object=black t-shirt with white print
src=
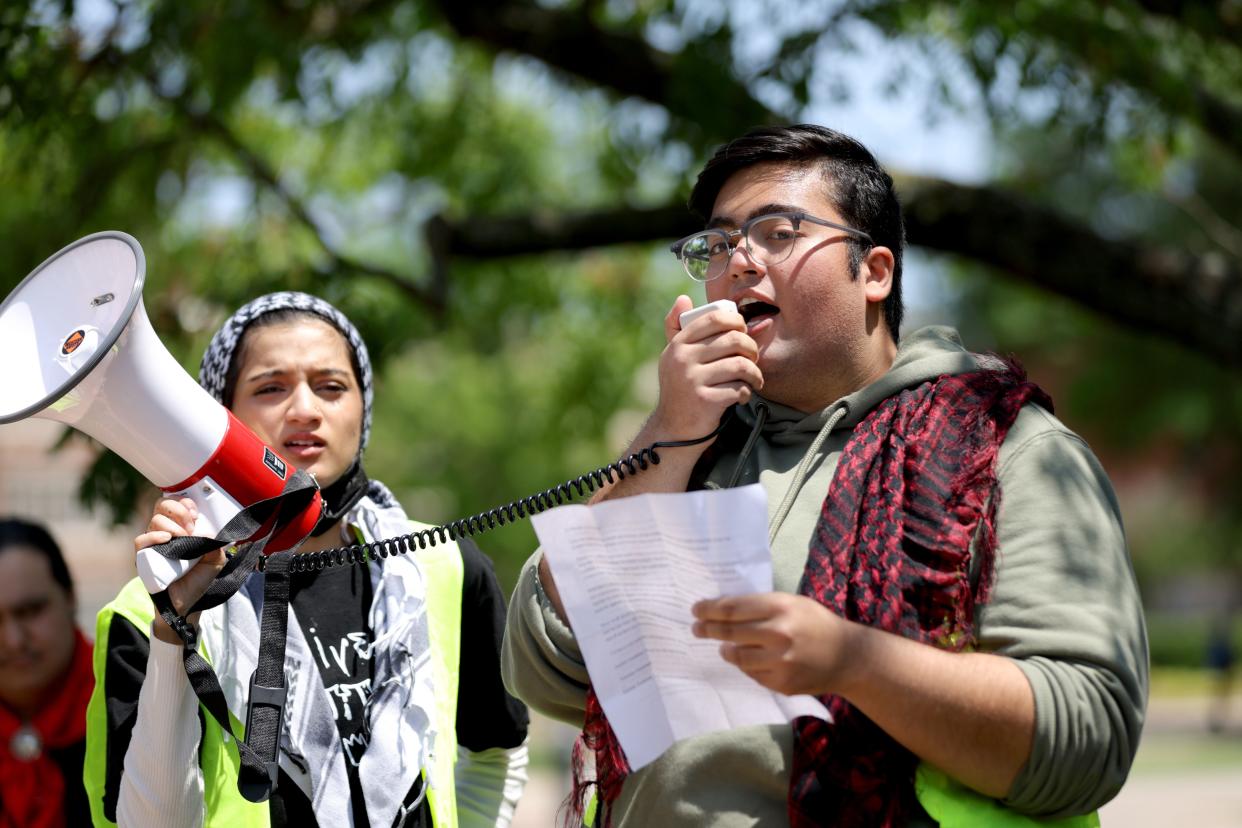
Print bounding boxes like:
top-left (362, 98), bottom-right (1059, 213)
top-left (100, 537), bottom-right (528, 828)
top-left (291, 560), bottom-right (375, 766)
top-left (289, 558), bottom-right (380, 824)
top-left (274, 535), bottom-right (528, 827)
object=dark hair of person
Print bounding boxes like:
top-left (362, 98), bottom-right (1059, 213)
top-left (221, 308), bottom-right (364, 409)
top-left (0, 518), bottom-right (73, 598)
top-left (688, 123), bottom-right (906, 341)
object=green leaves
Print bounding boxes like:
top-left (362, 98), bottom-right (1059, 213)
top-left (4, 0), bottom-right (1242, 591)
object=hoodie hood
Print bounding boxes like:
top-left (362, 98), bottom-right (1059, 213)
top-left (713, 325), bottom-right (1000, 551)
top-left (733, 325), bottom-right (987, 441)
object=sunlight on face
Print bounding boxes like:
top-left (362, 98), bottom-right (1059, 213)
top-left (704, 162), bottom-right (892, 411)
top-left (229, 319), bottom-right (363, 488)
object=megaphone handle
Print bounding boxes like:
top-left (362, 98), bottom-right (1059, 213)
top-left (136, 548), bottom-right (196, 594)
top-left (135, 482), bottom-right (234, 593)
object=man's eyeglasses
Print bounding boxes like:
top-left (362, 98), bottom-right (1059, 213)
top-left (669, 211), bottom-right (874, 282)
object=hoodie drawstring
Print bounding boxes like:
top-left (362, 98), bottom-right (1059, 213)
top-left (724, 402), bottom-right (770, 488)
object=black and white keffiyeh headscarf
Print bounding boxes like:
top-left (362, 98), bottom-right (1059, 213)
top-left (200, 291), bottom-right (374, 446)
top-left (198, 291), bottom-right (398, 519)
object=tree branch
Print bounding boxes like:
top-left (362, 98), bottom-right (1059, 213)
top-left (427, 0), bottom-right (1242, 366)
top-left (428, 0), bottom-right (772, 141)
top-left (1133, 0), bottom-right (1242, 47)
top-left (1057, 32), bottom-right (1242, 159)
top-left (898, 179), bottom-right (1242, 368)
top-left (433, 186), bottom-right (1242, 369)
top-left (155, 87), bottom-right (446, 315)
top-left (444, 0), bottom-right (1242, 174)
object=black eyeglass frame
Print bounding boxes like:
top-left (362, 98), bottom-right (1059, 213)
top-left (668, 211), bottom-right (875, 282)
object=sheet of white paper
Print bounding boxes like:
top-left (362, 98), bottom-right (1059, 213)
top-left (534, 483), bottom-right (830, 770)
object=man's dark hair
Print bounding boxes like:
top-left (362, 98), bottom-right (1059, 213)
top-left (0, 517), bottom-right (73, 598)
top-left (689, 124), bottom-right (906, 341)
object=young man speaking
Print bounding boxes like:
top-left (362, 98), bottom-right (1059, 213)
top-left (503, 124), bottom-right (1146, 827)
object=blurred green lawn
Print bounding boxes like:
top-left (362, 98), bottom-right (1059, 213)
top-left (1132, 667), bottom-right (1242, 773)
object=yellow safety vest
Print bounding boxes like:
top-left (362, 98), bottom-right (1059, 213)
top-left (84, 521), bottom-right (464, 827)
top-left (915, 764), bottom-right (1101, 828)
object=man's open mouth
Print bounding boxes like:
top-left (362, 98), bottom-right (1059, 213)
top-left (738, 299), bottom-right (780, 324)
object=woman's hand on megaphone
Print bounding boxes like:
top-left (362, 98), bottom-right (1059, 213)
top-left (138, 496), bottom-right (228, 646)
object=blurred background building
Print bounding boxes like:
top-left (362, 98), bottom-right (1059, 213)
top-left (0, 419), bottom-right (137, 631)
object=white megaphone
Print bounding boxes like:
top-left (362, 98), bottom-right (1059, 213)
top-left (0, 231), bottom-right (322, 593)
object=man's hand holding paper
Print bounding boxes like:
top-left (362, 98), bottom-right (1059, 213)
top-left (692, 591), bottom-right (858, 697)
top-left (532, 483), bottom-right (830, 770)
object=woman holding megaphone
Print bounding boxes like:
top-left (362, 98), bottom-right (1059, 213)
top-left (84, 293), bottom-right (529, 828)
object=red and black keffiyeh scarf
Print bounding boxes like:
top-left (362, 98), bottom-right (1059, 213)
top-left (788, 363), bottom-right (1049, 826)
top-left (571, 363), bottom-right (1050, 827)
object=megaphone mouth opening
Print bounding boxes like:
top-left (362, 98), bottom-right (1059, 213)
top-left (0, 231), bottom-right (146, 423)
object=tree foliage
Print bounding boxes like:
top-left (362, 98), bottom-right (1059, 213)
top-left (2, 0), bottom-right (1240, 587)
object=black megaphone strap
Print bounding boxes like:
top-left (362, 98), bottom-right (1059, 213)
top-left (146, 469), bottom-right (318, 802)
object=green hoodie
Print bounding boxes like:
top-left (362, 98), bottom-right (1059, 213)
top-left (501, 326), bottom-right (1147, 827)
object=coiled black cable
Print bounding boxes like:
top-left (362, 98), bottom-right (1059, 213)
top-left (287, 413), bottom-right (735, 574)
